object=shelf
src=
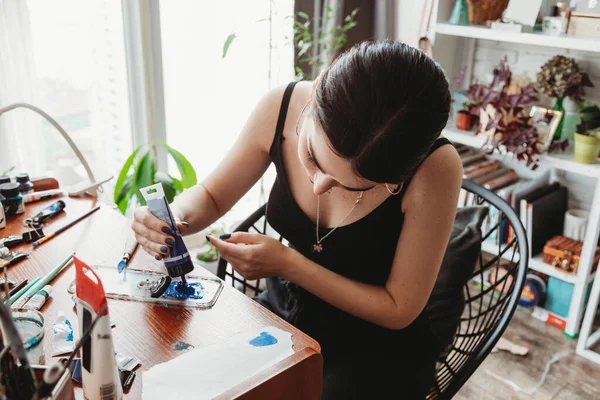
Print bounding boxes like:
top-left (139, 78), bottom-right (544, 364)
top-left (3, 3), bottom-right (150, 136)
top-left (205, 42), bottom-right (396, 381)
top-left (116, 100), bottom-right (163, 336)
top-left (480, 240), bottom-right (596, 285)
top-left (443, 127), bottom-right (600, 178)
top-left (435, 23), bottom-right (600, 53)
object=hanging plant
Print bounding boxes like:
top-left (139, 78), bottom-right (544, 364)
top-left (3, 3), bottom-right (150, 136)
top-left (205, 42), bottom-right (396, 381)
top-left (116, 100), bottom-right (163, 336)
top-left (113, 143), bottom-right (197, 215)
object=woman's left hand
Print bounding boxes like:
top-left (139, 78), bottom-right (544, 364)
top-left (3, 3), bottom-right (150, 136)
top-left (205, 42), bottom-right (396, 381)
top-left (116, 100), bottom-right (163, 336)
top-left (207, 232), bottom-right (291, 280)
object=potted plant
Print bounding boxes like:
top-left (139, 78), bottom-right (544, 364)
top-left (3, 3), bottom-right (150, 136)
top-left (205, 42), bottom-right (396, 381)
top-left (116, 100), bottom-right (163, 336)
top-left (456, 102), bottom-right (474, 130)
top-left (574, 104), bottom-right (600, 164)
top-left (113, 143), bottom-right (197, 215)
top-left (468, 58), bottom-right (554, 168)
top-left (536, 55), bottom-right (594, 140)
top-left (196, 224), bottom-right (225, 274)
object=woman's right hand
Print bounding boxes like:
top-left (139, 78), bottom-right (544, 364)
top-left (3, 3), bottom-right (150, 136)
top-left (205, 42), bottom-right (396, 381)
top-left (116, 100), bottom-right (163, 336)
top-left (132, 206), bottom-right (189, 260)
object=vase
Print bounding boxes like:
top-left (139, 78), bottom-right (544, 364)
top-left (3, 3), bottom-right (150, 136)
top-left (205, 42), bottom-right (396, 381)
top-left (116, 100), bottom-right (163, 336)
top-left (574, 132), bottom-right (599, 164)
top-left (552, 97), bottom-right (566, 140)
top-left (560, 98), bottom-right (581, 142)
top-left (449, 0), bottom-right (469, 25)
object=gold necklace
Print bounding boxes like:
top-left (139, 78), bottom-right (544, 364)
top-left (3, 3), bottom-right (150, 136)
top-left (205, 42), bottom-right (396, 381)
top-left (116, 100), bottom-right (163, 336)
top-left (313, 191), bottom-right (364, 253)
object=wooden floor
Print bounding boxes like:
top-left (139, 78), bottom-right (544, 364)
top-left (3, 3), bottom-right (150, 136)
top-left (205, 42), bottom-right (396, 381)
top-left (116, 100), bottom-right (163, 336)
top-left (455, 309), bottom-right (600, 399)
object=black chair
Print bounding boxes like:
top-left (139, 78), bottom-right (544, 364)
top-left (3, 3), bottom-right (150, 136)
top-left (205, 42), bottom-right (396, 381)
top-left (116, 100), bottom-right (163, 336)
top-left (216, 179), bottom-right (528, 399)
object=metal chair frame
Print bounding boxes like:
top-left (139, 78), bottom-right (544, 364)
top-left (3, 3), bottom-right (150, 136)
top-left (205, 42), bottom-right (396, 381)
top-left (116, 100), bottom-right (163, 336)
top-left (216, 179), bottom-right (528, 399)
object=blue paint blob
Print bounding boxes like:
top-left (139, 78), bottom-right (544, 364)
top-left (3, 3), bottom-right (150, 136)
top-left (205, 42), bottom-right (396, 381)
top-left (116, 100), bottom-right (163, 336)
top-left (164, 281), bottom-right (204, 299)
top-left (249, 332), bottom-right (278, 347)
top-left (172, 341), bottom-right (194, 351)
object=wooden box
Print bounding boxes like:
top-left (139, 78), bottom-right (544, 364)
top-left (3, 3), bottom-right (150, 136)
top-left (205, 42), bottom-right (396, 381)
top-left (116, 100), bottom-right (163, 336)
top-left (542, 235), bottom-right (600, 275)
top-left (567, 12), bottom-right (600, 39)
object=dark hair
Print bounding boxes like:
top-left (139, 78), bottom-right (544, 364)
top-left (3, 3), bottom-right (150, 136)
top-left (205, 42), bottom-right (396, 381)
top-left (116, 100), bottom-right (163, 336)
top-left (314, 40), bottom-right (451, 184)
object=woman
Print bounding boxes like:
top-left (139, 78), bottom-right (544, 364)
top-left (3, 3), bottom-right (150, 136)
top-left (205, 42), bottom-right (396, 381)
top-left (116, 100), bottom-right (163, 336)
top-left (133, 40), bottom-right (462, 399)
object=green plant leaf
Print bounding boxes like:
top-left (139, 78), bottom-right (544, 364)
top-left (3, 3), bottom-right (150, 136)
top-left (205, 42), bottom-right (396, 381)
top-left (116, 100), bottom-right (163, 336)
top-left (116, 175), bottom-right (134, 214)
top-left (162, 143), bottom-right (197, 188)
top-left (133, 151), bottom-right (156, 206)
top-left (222, 33), bottom-right (236, 59)
top-left (170, 175), bottom-right (184, 193)
top-left (113, 147), bottom-right (140, 204)
top-left (2, 166), bottom-right (15, 175)
top-left (155, 171), bottom-right (177, 203)
top-left (297, 11), bottom-right (309, 20)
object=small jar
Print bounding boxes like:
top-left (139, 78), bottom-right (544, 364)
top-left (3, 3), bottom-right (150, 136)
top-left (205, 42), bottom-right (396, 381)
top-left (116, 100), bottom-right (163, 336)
top-left (0, 175), bottom-right (10, 185)
top-left (0, 182), bottom-right (25, 216)
top-left (15, 173), bottom-right (34, 194)
top-left (0, 202), bottom-right (5, 229)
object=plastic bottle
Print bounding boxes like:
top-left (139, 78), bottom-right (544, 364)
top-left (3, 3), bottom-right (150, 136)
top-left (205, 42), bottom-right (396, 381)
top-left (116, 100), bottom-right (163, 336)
top-left (15, 173), bottom-right (34, 194)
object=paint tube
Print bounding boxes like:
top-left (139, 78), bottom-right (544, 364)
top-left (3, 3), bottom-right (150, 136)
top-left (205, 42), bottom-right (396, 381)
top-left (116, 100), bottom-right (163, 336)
top-left (23, 285), bottom-right (52, 311)
top-left (74, 256), bottom-right (122, 400)
top-left (140, 183), bottom-right (194, 278)
top-left (22, 189), bottom-right (64, 204)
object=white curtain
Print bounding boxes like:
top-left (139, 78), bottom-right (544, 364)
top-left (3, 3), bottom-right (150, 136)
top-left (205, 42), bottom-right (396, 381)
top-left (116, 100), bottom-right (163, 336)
top-left (0, 0), bottom-right (44, 175)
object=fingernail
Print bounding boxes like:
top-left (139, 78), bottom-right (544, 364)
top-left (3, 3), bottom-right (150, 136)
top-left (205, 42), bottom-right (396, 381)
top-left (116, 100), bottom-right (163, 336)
top-left (160, 246), bottom-right (168, 253)
top-left (162, 227), bottom-right (174, 235)
top-left (181, 221), bottom-right (190, 227)
top-left (155, 255), bottom-right (161, 260)
top-left (219, 233), bottom-right (231, 240)
top-left (206, 235), bottom-right (211, 243)
top-left (165, 238), bottom-right (175, 246)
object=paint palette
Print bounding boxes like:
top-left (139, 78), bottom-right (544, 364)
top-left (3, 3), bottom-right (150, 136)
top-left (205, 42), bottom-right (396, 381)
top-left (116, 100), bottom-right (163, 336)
top-left (84, 266), bottom-right (224, 309)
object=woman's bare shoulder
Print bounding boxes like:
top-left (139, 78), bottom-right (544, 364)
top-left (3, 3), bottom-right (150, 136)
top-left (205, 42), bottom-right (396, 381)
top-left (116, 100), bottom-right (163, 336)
top-left (250, 81), bottom-right (313, 152)
top-left (403, 141), bottom-right (463, 209)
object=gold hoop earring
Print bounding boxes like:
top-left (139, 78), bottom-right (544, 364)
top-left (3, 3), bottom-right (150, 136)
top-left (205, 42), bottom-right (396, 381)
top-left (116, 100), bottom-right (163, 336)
top-left (385, 183), bottom-right (402, 196)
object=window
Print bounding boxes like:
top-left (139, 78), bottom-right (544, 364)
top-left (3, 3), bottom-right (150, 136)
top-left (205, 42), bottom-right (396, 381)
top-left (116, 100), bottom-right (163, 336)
top-left (24, 0), bottom-right (132, 186)
top-left (159, 0), bottom-right (295, 219)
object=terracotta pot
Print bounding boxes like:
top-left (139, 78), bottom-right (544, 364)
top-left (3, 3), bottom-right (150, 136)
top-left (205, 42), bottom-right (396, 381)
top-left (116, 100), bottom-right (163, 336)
top-left (456, 110), bottom-right (473, 131)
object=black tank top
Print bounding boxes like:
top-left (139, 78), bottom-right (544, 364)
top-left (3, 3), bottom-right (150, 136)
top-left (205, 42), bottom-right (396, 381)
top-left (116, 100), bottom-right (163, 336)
top-left (263, 81), bottom-right (451, 358)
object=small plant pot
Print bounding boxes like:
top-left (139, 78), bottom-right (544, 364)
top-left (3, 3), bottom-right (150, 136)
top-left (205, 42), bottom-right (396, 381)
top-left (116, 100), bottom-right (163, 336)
top-left (574, 132), bottom-right (599, 164)
top-left (456, 110), bottom-right (473, 131)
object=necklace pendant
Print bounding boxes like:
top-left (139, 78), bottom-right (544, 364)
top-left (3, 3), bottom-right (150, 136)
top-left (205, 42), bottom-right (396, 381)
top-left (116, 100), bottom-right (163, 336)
top-left (313, 243), bottom-right (323, 253)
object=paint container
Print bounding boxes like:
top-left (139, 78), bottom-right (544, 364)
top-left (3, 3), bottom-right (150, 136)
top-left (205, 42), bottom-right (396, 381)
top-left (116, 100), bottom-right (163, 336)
top-left (0, 202), bottom-right (5, 229)
top-left (74, 256), bottom-right (123, 400)
top-left (11, 308), bottom-right (45, 365)
top-left (0, 175), bottom-right (10, 185)
top-left (15, 173), bottom-right (34, 194)
top-left (140, 183), bottom-right (194, 278)
top-left (0, 182), bottom-right (25, 216)
top-left (23, 285), bottom-right (52, 311)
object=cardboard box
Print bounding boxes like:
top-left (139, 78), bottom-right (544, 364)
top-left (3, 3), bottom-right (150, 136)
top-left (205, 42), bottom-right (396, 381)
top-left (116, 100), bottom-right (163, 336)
top-left (568, 12), bottom-right (600, 38)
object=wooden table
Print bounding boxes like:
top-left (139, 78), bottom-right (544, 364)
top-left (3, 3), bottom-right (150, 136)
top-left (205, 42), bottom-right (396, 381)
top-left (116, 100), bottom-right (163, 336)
top-left (1, 196), bottom-right (322, 399)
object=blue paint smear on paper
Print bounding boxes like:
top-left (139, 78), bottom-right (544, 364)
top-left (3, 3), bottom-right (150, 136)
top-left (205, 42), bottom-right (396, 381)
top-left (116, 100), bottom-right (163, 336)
top-left (53, 319), bottom-right (74, 342)
top-left (164, 281), bottom-right (204, 299)
top-left (249, 332), bottom-right (278, 347)
top-left (172, 341), bottom-right (194, 351)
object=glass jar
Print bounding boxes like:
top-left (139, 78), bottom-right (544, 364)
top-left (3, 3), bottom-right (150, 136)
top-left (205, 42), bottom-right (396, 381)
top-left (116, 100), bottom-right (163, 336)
top-left (15, 173), bottom-right (34, 194)
top-left (0, 182), bottom-right (25, 216)
top-left (0, 175), bottom-right (10, 185)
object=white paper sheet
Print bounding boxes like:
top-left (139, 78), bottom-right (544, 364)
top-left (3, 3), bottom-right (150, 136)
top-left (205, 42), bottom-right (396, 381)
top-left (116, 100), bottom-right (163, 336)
top-left (143, 326), bottom-right (294, 399)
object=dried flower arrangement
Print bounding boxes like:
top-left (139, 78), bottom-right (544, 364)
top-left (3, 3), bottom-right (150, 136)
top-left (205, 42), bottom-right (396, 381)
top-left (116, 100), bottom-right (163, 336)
top-left (466, 58), bottom-right (555, 168)
top-left (536, 55), bottom-right (594, 102)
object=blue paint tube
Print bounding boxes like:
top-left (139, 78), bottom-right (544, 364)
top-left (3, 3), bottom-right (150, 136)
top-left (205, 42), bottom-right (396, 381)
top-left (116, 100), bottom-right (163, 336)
top-left (140, 183), bottom-right (194, 278)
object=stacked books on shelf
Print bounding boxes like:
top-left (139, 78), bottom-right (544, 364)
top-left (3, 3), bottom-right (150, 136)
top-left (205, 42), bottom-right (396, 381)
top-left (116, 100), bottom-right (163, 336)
top-left (456, 143), bottom-right (571, 331)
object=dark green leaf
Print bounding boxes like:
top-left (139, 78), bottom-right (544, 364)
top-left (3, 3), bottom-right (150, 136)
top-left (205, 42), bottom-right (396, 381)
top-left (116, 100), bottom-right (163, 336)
top-left (115, 174), bottom-right (134, 215)
top-left (222, 33), bottom-right (236, 59)
top-left (162, 143), bottom-right (197, 188)
top-left (113, 147), bottom-right (140, 204)
top-left (133, 151), bottom-right (155, 206)
top-left (155, 172), bottom-right (177, 203)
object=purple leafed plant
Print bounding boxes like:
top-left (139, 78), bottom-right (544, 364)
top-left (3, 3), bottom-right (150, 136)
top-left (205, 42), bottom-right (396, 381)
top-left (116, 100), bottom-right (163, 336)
top-left (464, 58), bottom-right (566, 169)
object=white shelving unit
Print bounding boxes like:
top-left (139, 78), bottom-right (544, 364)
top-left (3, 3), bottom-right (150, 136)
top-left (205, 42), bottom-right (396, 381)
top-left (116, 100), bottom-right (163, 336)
top-left (431, 1), bottom-right (600, 346)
